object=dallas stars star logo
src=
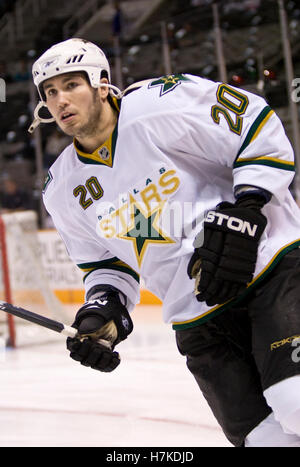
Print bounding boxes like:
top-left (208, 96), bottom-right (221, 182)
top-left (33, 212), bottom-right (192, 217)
top-left (117, 195), bottom-right (174, 267)
top-left (42, 170), bottom-right (53, 194)
top-left (148, 74), bottom-right (192, 96)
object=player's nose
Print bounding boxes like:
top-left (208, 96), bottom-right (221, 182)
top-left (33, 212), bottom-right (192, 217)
top-left (56, 90), bottom-right (71, 109)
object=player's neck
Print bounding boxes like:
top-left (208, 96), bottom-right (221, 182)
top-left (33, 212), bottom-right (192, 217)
top-left (76, 103), bottom-right (118, 154)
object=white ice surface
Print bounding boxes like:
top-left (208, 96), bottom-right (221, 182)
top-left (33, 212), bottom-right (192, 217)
top-left (0, 305), bottom-right (231, 447)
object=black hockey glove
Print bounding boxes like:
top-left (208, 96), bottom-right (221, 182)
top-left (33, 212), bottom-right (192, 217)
top-left (187, 195), bottom-right (267, 306)
top-left (66, 291), bottom-right (133, 372)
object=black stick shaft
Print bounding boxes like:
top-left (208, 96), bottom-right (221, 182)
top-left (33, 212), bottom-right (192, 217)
top-left (0, 301), bottom-right (76, 337)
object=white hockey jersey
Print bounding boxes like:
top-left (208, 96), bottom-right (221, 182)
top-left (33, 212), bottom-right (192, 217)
top-left (43, 74), bottom-right (300, 330)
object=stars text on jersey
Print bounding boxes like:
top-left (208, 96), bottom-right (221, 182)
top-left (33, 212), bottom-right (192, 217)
top-left (96, 167), bottom-right (180, 268)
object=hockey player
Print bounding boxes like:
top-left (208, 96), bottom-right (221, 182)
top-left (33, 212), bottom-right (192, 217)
top-left (30, 38), bottom-right (300, 447)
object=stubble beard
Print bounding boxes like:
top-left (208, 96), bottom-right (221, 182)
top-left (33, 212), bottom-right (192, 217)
top-left (63, 89), bottom-right (102, 139)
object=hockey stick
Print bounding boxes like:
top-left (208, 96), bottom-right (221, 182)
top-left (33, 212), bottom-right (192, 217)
top-left (0, 301), bottom-right (111, 348)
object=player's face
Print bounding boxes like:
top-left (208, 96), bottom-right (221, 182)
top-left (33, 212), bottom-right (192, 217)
top-left (43, 72), bottom-right (104, 138)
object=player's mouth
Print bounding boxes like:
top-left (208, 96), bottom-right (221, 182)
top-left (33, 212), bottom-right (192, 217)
top-left (60, 112), bottom-right (76, 123)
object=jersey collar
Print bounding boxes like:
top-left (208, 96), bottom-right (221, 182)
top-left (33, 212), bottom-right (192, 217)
top-left (74, 97), bottom-right (120, 167)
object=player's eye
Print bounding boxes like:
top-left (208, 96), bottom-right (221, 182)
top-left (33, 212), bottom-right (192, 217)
top-left (66, 81), bottom-right (79, 90)
top-left (45, 88), bottom-right (57, 98)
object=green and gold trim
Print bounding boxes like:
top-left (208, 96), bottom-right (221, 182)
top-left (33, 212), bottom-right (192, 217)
top-left (234, 155), bottom-right (295, 171)
top-left (77, 256), bottom-right (140, 284)
top-left (74, 121), bottom-right (119, 167)
top-left (111, 96), bottom-right (121, 112)
top-left (235, 105), bottom-right (274, 159)
top-left (233, 105), bottom-right (294, 171)
top-left (172, 239), bottom-right (300, 330)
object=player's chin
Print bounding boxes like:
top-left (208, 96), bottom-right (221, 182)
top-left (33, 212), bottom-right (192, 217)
top-left (57, 119), bottom-right (78, 136)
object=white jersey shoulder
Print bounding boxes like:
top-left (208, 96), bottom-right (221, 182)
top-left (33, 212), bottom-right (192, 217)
top-left (120, 74), bottom-right (266, 125)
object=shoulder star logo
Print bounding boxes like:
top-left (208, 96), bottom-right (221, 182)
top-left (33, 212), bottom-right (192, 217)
top-left (148, 73), bottom-right (191, 96)
top-left (117, 194), bottom-right (175, 267)
top-left (42, 170), bottom-right (53, 194)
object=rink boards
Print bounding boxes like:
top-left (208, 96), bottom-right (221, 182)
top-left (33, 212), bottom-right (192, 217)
top-left (0, 228), bottom-right (161, 305)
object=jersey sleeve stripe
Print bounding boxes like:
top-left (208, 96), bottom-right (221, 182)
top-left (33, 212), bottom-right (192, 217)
top-left (77, 257), bottom-right (140, 283)
top-left (235, 105), bottom-right (274, 160)
top-left (233, 156), bottom-right (295, 171)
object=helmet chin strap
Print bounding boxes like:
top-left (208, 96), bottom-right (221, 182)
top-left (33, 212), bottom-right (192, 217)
top-left (28, 83), bottom-right (123, 134)
top-left (101, 82), bottom-right (123, 99)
